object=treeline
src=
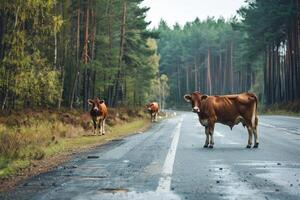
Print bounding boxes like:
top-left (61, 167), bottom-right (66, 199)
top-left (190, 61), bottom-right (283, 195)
top-left (157, 0), bottom-right (300, 107)
top-left (156, 18), bottom-right (261, 107)
top-left (0, 0), bottom-right (167, 110)
top-left (239, 0), bottom-right (300, 105)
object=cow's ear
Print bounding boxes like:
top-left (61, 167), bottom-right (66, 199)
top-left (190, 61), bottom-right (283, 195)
top-left (99, 99), bottom-right (105, 104)
top-left (88, 99), bottom-right (94, 105)
top-left (201, 95), bottom-right (208, 101)
top-left (184, 94), bottom-right (192, 102)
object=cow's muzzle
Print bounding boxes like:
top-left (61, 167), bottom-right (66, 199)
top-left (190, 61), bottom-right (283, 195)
top-left (192, 106), bottom-right (200, 113)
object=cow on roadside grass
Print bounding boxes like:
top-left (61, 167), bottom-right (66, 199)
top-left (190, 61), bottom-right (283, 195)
top-left (88, 98), bottom-right (108, 135)
top-left (146, 102), bottom-right (159, 122)
top-left (184, 91), bottom-right (258, 149)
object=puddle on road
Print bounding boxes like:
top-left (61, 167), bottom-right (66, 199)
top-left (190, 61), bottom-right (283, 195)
top-left (98, 188), bottom-right (129, 193)
top-left (236, 160), bottom-right (300, 167)
top-left (74, 175), bottom-right (107, 180)
top-left (211, 163), bottom-right (265, 200)
top-left (231, 161), bottom-right (300, 198)
top-left (111, 139), bottom-right (124, 142)
top-left (87, 155), bottom-right (100, 159)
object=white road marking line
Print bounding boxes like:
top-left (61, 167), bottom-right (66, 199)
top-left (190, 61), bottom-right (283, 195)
top-left (156, 118), bottom-right (183, 192)
top-left (214, 130), bottom-right (224, 137)
top-left (260, 122), bottom-right (300, 135)
top-left (274, 116), bottom-right (300, 120)
top-left (259, 122), bottom-right (276, 128)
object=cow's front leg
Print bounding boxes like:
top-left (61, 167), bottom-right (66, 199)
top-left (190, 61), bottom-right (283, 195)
top-left (204, 127), bottom-right (209, 148)
top-left (92, 119), bottom-right (97, 135)
top-left (246, 126), bottom-right (253, 148)
top-left (102, 119), bottom-right (106, 135)
top-left (208, 125), bottom-right (215, 148)
top-left (97, 120), bottom-right (101, 135)
top-left (155, 113), bottom-right (158, 122)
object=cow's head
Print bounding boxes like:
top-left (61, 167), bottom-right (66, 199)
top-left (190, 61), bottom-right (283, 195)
top-left (146, 103), bottom-right (154, 112)
top-left (88, 98), bottom-right (105, 113)
top-left (184, 92), bottom-right (208, 113)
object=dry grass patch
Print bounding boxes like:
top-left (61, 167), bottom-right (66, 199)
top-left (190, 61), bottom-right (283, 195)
top-left (0, 108), bottom-right (150, 180)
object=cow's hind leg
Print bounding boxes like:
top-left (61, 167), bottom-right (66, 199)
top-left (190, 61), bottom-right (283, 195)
top-left (246, 126), bottom-right (253, 148)
top-left (253, 118), bottom-right (259, 148)
top-left (204, 127), bottom-right (209, 148)
top-left (253, 128), bottom-right (259, 148)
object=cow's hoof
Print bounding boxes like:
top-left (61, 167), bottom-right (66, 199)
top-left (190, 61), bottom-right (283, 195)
top-left (208, 145), bottom-right (214, 148)
top-left (203, 144), bottom-right (208, 148)
top-left (253, 143), bottom-right (259, 148)
top-left (246, 145), bottom-right (251, 148)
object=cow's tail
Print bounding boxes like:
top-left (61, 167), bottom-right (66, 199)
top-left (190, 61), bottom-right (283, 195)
top-left (250, 93), bottom-right (258, 128)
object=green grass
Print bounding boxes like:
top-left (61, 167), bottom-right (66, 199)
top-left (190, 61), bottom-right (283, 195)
top-left (259, 102), bottom-right (300, 116)
top-left (262, 110), bottom-right (300, 117)
top-left (0, 158), bottom-right (30, 178)
top-left (0, 117), bottom-right (149, 179)
top-left (43, 118), bottom-right (149, 157)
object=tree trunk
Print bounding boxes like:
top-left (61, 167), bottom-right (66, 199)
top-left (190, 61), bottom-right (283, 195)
top-left (194, 57), bottom-right (197, 91)
top-left (207, 48), bottom-right (212, 95)
top-left (177, 64), bottom-right (181, 103)
top-left (70, 0), bottom-right (81, 109)
top-left (83, 0), bottom-right (90, 110)
top-left (106, 0), bottom-right (113, 106)
top-left (113, 0), bottom-right (126, 106)
top-left (186, 67), bottom-right (189, 92)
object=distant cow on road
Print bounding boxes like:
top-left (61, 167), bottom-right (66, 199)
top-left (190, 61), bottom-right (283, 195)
top-left (146, 102), bottom-right (159, 122)
top-left (88, 98), bottom-right (108, 135)
top-left (184, 92), bottom-right (258, 148)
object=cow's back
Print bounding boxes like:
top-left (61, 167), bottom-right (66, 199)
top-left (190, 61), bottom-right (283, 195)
top-left (205, 93), bottom-right (257, 125)
top-left (150, 102), bottom-right (159, 113)
top-left (99, 103), bottom-right (108, 118)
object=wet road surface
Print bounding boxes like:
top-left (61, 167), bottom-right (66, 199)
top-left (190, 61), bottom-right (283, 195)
top-left (1, 112), bottom-right (300, 200)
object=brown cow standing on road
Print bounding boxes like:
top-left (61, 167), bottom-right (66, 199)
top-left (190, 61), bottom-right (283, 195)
top-left (88, 98), bottom-right (108, 135)
top-left (184, 92), bottom-right (258, 148)
top-left (146, 102), bottom-right (159, 122)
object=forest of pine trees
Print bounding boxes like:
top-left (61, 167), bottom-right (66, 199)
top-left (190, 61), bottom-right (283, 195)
top-left (157, 0), bottom-right (300, 108)
top-left (0, 0), bottom-right (164, 110)
top-left (0, 0), bottom-right (299, 110)
top-left (156, 18), bottom-right (261, 107)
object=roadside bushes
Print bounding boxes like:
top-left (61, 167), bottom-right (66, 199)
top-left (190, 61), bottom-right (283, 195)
top-left (0, 107), bottom-right (150, 178)
top-left (260, 101), bottom-right (300, 115)
top-left (0, 108), bottom-right (148, 161)
top-left (0, 121), bottom-right (70, 161)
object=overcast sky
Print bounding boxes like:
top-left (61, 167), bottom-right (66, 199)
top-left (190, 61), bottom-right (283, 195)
top-left (141, 0), bottom-right (247, 28)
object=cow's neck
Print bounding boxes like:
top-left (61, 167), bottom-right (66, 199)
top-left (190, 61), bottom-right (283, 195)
top-left (197, 111), bottom-right (208, 120)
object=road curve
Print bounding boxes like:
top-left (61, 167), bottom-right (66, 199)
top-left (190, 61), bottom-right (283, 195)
top-left (1, 112), bottom-right (300, 200)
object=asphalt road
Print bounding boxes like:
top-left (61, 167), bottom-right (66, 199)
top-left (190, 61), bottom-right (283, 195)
top-left (1, 112), bottom-right (300, 200)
